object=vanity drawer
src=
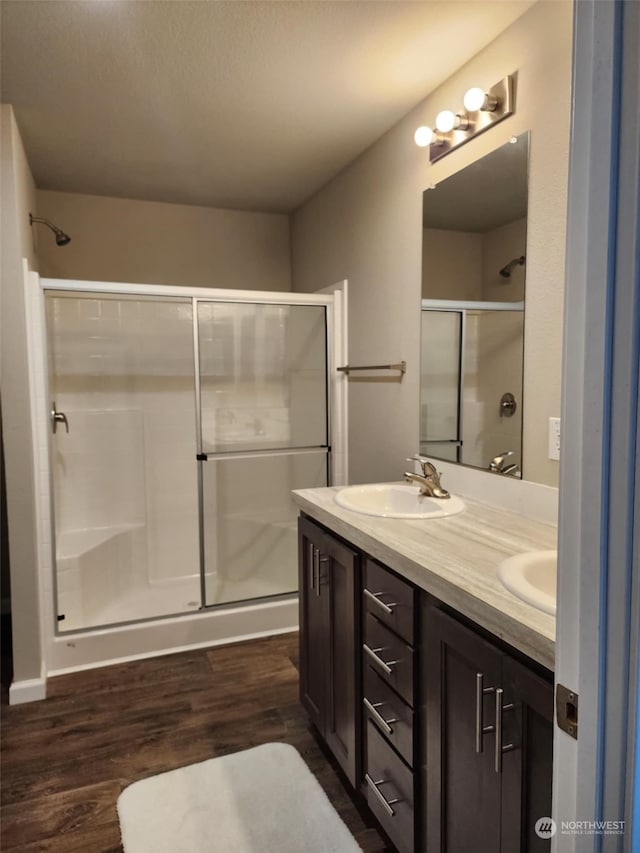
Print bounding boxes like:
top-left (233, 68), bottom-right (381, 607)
top-left (364, 558), bottom-right (415, 645)
top-left (364, 720), bottom-right (414, 853)
top-left (364, 665), bottom-right (414, 767)
top-left (364, 612), bottom-right (414, 707)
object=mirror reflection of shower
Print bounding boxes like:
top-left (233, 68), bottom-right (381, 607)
top-left (499, 255), bottom-right (526, 278)
top-left (419, 132), bottom-right (529, 476)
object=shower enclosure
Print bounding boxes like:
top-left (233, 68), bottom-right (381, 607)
top-left (420, 299), bottom-right (524, 471)
top-left (42, 283), bottom-right (337, 635)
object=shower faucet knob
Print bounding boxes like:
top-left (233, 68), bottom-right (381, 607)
top-left (51, 402), bottom-right (69, 434)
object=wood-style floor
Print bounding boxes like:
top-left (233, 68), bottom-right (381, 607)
top-left (1, 632), bottom-right (391, 852)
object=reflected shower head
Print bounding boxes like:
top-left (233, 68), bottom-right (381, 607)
top-left (29, 213), bottom-right (71, 247)
top-left (499, 255), bottom-right (525, 278)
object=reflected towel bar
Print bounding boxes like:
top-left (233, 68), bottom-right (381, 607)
top-left (337, 361), bottom-right (406, 375)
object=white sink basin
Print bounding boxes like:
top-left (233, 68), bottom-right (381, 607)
top-left (334, 483), bottom-right (465, 519)
top-left (498, 550), bottom-right (557, 615)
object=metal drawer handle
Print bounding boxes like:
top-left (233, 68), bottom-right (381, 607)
top-left (364, 773), bottom-right (400, 817)
top-left (475, 673), bottom-right (496, 753)
top-left (363, 643), bottom-right (397, 676)
top-left (363, 588), bottom-right (397, 615)
top-left (495, 687), bottom-right (515, 773)
top-left (363, 697), bottom-right (398, 736)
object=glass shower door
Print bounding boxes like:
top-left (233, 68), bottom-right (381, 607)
top-left (46, 292), bottom-right (199, 631)
top-left (197, 301), bottom-right (328, 607)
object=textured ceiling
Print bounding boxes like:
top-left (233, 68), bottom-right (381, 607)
top-left (1, 0), bottom-right (534, 213)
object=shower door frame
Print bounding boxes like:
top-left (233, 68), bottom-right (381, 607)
top-left (31, 277), bottom-right (347, 659)
top-left (192, 295), bottom-right (335, 610)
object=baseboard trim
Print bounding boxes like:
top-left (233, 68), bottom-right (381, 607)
top-left (9, 677), bottom-right (47, 705)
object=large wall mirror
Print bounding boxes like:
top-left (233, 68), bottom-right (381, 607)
top-left (420, 132), bottom-right (529, 476)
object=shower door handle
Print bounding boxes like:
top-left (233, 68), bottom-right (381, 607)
top-left (51, 403), bottom-right (69, 434)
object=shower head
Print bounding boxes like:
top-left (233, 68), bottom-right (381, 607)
top-left (499, 255), bottom-right (526, 278)
top-left (29, 213), bottom-right (71, 247)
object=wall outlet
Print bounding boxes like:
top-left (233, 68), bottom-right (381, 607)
top-left (548, 417), bottom-right (561, 461)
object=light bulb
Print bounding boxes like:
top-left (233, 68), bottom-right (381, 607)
top-left (414, 126), bottom-right (434, 147)
top-left (463, 87), bottom-right (486, 112)
top-left (435, 110), bottom-right (456, 133)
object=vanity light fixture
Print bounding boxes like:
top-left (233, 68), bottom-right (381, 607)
top-left (414, 126), bottom-right (434, 147)
top-left (414, 126), bottom-right (449, 149)
top-left (435, 110), bottom-right (470, 133)
top-left (414, 74), bottom-right (514, 164)
top-left (463, 87), bottom-right (499, 113)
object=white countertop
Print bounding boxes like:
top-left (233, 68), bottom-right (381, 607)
top-left (293, 485), bottom-right (557, 671)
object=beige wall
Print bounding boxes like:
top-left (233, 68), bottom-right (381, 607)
top-left (292, 0), bottom-right (571, 487)
top-left (483, 217), bottom-right (527, 301)
top-left (422, 229), bottom-right (482, 300)
top-left (36, 191), bottom-right (292, 291)
top-left (0, 105), bottom-right (42, 683)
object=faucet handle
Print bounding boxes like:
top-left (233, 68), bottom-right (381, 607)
top-left (489, 451), bottom-right (514, 472)
top-left (405, 460), bottom-right (440, 478)
top-left (406, 455), bottom-right (432, 476)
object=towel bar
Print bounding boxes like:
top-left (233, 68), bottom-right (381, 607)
top-left (337, 361), bottom-right (406, 375)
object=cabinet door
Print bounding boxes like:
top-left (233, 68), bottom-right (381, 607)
top-left (298, 516), bottom-right (328, 734)
top-left (500, 656), bottom-right (554, 853)
top-left (324, 531), bottom-right (361, 787)
top-left (424, 605), bottom-right (503, 853)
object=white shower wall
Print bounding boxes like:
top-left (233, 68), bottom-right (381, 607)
top-left (462, 310), bottom-right (524, 469)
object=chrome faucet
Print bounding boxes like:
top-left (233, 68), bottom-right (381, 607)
top-left (489, 451), bottom-right (521, 477)
top-left (405, 456), bottom-right (450, 499)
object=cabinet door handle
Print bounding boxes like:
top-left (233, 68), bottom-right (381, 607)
top-left (475, 673), bottom-right (496, 753)
top-left (363, 697), bottom-right (398, 735)
top-left (364, 773), bottom-right (400, 817)
top-left (309, 543), bottom-right (317, 594)
top-left (313, 547), bottom-right (321, 597)
top-left (318, 553), bottom-right (329, 591)
top-left (363, 588), bottom-right (397, 615)
top-left (494, 687), bottom-right (515, 773)
top-left (363, 643), bottom-right (397, 675)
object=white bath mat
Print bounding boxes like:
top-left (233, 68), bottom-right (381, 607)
top-left (117, 742), bottom-right (362, 853)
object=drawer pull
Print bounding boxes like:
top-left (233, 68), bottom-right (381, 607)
top-left (475, 672), bottom-right (496, 753)
top-left (363, 697), bottom-right (398, 735)
top-left (365, 773), bottom-right (400, 817)
top-left (364, 588), bottom-right (397, 615)
top-left (363, 643), bottom-right (397, 675)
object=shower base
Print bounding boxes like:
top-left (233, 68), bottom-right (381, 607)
top-left (49, 524), bottom-right (298, 679)
top-left (56, 525), bottom-right (296, 632)
top-left (48, 591), bottom-right (298, 676)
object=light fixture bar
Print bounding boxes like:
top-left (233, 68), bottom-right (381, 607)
top-left (427, 75), bottom-right (514, 164)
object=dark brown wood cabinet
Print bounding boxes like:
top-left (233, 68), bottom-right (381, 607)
top-left (362, 559), bottom-right (418, 853)
top-left (298, 514), bottom-right (554, 853)
top-left (423, 603), bottom-right (553, 853)
top-left (298, 514), bottom-right (361, 786)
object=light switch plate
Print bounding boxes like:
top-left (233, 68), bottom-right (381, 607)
top-left (548, 417), bottom-right (561, 461)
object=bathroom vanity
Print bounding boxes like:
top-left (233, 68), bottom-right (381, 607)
top-left (294, 485), bottom-right (556, 853)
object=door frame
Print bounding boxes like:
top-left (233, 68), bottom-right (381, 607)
top-left (553, 1), bottom-right (639, 849)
